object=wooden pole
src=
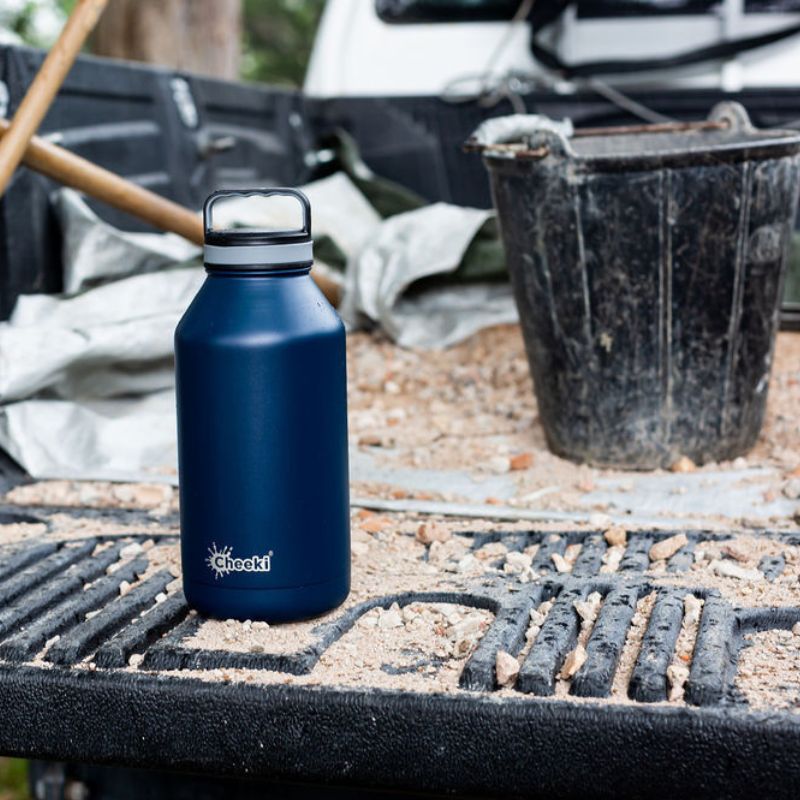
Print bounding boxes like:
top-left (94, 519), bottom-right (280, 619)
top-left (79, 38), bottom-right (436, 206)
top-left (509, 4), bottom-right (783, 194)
top-left (0, 120), bottom-right (342, 305)
top-left (0, 0), bottom-right (108, 196)
top-left (0, 118), bottom-right (204, 244)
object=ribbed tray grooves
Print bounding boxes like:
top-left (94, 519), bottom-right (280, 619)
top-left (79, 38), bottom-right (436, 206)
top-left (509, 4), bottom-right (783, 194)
top-left (629, 591), bottom-right (685, 702)
top-left (0, 555), bottom-right (148, 662)
top-left (530, 535), bottom-right (568, 575)
top-left (95, 592), bottom-right (190, 669)
top-left (571, 586), bottom-right (640, 698)
top-left (570, 535), bottom-right (607, 577)
top-left (46, 571), bottom-right (175, 665)
top-left (460, 586), bottom-right (542, 691)
top-left (685, 595), bottom-right (736, 706)
top-left (0, 539), bottom-right (98, 606)
top-left (516, 587), bottom-right (585, 696)
top-left (0, 526), bottom-right (793, 715)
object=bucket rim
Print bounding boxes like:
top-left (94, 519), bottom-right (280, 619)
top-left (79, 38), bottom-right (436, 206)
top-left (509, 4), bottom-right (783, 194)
top-left (473, 102), bottom-right (800, 170)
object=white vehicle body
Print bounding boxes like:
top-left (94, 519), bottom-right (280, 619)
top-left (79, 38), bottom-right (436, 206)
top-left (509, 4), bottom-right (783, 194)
top-left (305, 0), bottom-right (800, 97)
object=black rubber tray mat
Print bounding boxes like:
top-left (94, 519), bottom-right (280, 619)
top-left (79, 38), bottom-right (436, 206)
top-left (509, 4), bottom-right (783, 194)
top-left (1, 501), bottom-right (799, 799)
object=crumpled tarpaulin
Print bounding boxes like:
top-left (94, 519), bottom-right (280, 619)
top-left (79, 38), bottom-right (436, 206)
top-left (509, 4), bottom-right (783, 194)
top-left (340, 202), bottom-right (517, 348)
top-left (0, 173), bottom-right (516, 480)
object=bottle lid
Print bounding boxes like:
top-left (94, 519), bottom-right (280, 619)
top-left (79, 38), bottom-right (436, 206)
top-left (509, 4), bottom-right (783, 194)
top-left (203, 188), bottom-right (313, 269)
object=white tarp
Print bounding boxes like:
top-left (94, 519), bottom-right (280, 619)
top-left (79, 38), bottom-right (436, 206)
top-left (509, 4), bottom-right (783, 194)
top-left (340, 202), bottom-right (517, 348)
top-left (0, 176), bottom-right (517, 480)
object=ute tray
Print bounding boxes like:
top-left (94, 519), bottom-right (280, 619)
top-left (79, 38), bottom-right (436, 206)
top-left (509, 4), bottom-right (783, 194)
top-left (0, 493), bottom-right (799, 798)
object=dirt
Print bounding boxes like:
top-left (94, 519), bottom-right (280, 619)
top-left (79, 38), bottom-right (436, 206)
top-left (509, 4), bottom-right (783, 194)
top-left (5, 481), bottom-right (176, 513)
top-left (736, 628), bottom-right (800, 711)
top-left (346, 327), bottom-right (800, 520)
top-left (654, 534), bottom-right (800, 607)
top-left (4, 496), bottom-right (800, 713)
top-left (5, 328), bottom-right (798, 527)
top-left (0, 327), bottom-right (798, 710)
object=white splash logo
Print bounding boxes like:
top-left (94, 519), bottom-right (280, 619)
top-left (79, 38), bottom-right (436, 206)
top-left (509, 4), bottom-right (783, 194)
top-left (206, 542), bottom-right (273, 579)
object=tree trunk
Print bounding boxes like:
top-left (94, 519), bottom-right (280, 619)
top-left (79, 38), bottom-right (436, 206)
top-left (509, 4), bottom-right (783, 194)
top-left (92, 0), bottom-right (241, 80)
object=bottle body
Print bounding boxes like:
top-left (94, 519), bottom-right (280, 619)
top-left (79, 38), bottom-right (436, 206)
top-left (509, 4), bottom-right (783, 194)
top-left (175, 268), bottom-right (350, 622)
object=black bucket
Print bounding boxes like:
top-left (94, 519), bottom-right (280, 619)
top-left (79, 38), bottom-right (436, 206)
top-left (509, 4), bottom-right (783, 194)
top-left (476, 103), bottom-right (800, 469)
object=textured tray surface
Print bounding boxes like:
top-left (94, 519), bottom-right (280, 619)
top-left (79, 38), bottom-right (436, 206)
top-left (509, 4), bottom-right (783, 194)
top-left (1, 499), bottom-right (800, 797)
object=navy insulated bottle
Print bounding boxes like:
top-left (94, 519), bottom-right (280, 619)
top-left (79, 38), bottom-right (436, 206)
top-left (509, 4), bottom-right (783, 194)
top-left (175, 188), bottom-right (350, 622)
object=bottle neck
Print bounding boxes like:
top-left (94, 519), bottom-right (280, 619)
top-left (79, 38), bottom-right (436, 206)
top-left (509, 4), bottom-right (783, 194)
top-left (204, 264), bottom-right (312, 278)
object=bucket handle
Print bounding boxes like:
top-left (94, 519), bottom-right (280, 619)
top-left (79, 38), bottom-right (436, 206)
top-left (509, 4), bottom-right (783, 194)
top-left (203, 188), bottom-right (312, 239)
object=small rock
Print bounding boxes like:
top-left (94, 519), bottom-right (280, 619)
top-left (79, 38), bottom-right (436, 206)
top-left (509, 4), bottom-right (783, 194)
top-left (252, 621), bottom-right (269, 630)
top-left (600, 545), bottom-right (624, 572)
top-left (249, 644), bottom-right (265, 654)
top-left (428, 538), bottom-right (467, 564)
top-left (529, 605), bottom-right (550, 628)
top-left (551, 552), bottom-right (571, 573)
top-left (649, 533), bottom-right (688, 562)
top-left (128, 653), bottom-right (144, 668)
top-left (503, 551), bottom-right (533, 575)
top-left (671, 456), bottom-right (696, 473)
top-left (155, 592), bottom-right (167, 604)
top-left (710, 559), bottom-right (761, 581)
top-left (509, 452), bottom-right (534, 471)
top-left (684, 594), bottom-right (703, 626)
top-left (495, 650), bottom-right (520, 688)
top-left (378, 603), bottom-right (403, 629)
top-left (666, 663), bottom-right (690, 701)
top-left (449, 613), bottom-right (484, 641)
top-left (792, 622), bottom-right (800, 636)
top-left (416, 521), bottom-right (450, 545)
top-left (588, 512), bottom-right (612, 529)
top-left (526, 625), bottom-right (541, 642)
top-left (732, 456), bottom-right (748, 469)
top-left (721, 542), bottom-right (750, 563)
top-left (360, 516), bottom-right (391, 534)
top-left (488, 456), bottom-right (511, 474)
top-left (475, 542), bottom-right (508, 560)
top-left (358, 433), bottom-right (383, 447)
top-left (783, 478), bottom-right (800, 500)
top-left (559, 644), bottom-right (587, 679)
top-left (119, 542), bottom-right (143, 560)
top-left (574, 592), bottom-right (602, 624)
top-left (603, 525), bottom-right (627, 547)
top-left (87, 661), bottom-right (97, 672)
top-left (383, 380), bottom-right (401, 395)
top-left (456, 554), bottom-right (482, 574)
top-left (242, 619), bottom-right (252, 631)
top-left (118, 580), bottom-right (132, 597)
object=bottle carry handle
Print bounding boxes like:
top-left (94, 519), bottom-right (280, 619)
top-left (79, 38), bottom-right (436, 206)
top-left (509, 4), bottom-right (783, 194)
top-left (203, 188), bottom-right (312, 239)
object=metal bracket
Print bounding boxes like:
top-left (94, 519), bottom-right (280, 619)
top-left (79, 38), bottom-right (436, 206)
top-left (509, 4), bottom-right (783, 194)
top-left (170, 77), bottom-right (199, 129)
top-left (0, 80), bottom-right (9, 119)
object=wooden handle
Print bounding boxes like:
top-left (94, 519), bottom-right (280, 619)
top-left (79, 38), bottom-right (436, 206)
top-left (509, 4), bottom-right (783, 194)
top-left (0, 120), bottom-right (342, 305)
top-left (0, 0), bottom-right (108, 196)
top-left (0, 118), bottom-right (204, 244)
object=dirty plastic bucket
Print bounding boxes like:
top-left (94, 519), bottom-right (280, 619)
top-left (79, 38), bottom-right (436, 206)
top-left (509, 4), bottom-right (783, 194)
top-left (477, 103), bottom-right (800, 468)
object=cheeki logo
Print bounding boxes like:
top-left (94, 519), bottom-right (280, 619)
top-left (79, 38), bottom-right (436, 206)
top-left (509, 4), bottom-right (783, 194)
top-left (206, 542), bottom-right (273, 579)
